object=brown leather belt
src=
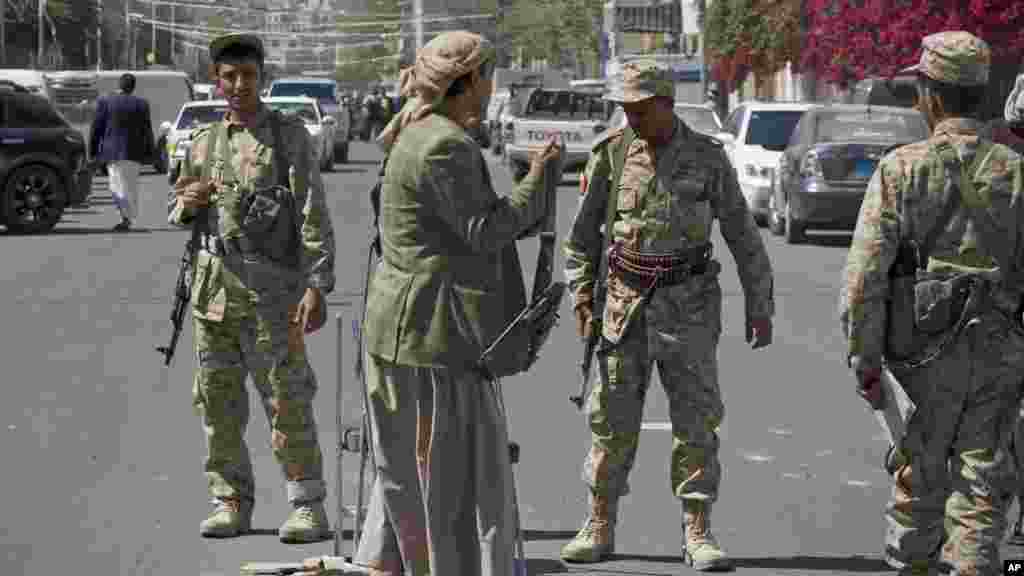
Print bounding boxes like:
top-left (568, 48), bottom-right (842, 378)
top-left (607, 242), bottom-right (711, 290)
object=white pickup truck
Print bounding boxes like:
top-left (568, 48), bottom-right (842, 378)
top-left (503, 88), bottom-right (615, 182)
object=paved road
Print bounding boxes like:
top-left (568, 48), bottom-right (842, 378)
top-left (1, 140), bottom-right (1022, 576)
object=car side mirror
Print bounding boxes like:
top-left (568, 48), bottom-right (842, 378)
top-left (715, 132), bottom-right (735, 145)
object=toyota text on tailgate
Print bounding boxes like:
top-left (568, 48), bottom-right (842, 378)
top-left (504, 89), bottom-right (613, 182)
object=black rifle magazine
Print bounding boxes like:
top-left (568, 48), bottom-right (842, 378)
top-left (478, 281), bottom-right (567, 379)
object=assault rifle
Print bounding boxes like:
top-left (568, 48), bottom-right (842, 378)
top-left (156, 210), bottom-right (205, 366)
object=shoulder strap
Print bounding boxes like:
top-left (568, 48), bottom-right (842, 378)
top-left (200, 126), bottom-right (219, 185)
top-left (217, 122), bottom-right (235, 185)
top-left (268, 111), bottom-right (291, 189)
top-left (920, 140), bottom-right (998, 268)
top-left (603, 127), bottom-right (634, 254)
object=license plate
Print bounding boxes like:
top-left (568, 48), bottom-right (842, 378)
top-left (854, 158), bottom-right (876, 178)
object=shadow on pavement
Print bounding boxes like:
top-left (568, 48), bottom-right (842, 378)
top-left (343, 159), bottom-right (382, 166)
top-left (44, 226), bottom-right (155, 236)
top-left (524, 529), bottom-right (581, 541)
top-left (526, 559), bottom-right (568, 574)
top-left (803, 233), bottom-right (854, 248)
top-left (331, 167), bottom-right (374, 175)
top-left (732, 555), bottom-right (890, 571)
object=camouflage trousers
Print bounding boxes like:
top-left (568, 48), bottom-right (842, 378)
top-left (584, 306), bottom-right (723, 502)
top-left (353, 353), bottom-right (517, 576)
top-left (885, 312), bottom-right (1024, 575)
top-left (192, 308), bottom-right (326, 505)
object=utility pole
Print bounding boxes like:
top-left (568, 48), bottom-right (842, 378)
top-left (170, 3), bottom-right (175, 67)
top-left (37, 0), bottom-right (45, 68)
top-left (151, 0), bottom-right (156, 63)
top-left (1, 0), bottom-right (6, 67)
top-left (413, 0), bottom-right (423, 53)
top-left (96, 0), bottom-right (103, 70)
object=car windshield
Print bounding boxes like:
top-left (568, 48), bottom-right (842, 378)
top-left (176, 105), bottom-right (227, 130)
top-left (745, 110), bottom-right (806, 151)
top-left (270, 83), bottom-right (335, 102)
top-left (675, 107), bottom-right (719, 135)
top-left (814, 111), bottom-right (927, 142)
top-left (524, 90), bottom-right (612, 120)
top-left (266, 101), bottom-right (319, 124)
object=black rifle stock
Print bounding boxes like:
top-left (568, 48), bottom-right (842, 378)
top-left (157, 210), bottom-right (205, 366)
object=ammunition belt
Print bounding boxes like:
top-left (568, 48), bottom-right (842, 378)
top-left (607, 242), bottom-right (711, 290)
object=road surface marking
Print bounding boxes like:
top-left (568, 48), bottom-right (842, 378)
top-left (641, 421), bottom-right (672, 431)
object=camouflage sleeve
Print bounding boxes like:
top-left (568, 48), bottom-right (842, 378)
top-left (422, 136), bottom-right (546, 253)
top-left (710, 147), bottom-right (774, 318)
top-left (839, 160), bottom-right (901, 368)
top-left (166, 128), bottom-right (209, 227)
top-left (287, 121), bottom-right (336, 294)
top-left (563, 146), bottom-right (610, 309)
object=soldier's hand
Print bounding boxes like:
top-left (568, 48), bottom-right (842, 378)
top-left (296, 286), bottom-right (327, 334)
top-left (575, 302), bottom-right (594, 341)
top-left (529, 137), bottom-right (563, 174)
top-left (176, 177), bottom-right (213, 209)
top-left (745, 315), bottom-right (772, 349)
top-left (855, 364), bottom-right (884, 410)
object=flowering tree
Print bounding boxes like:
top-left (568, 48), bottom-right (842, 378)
top-left (705, 0), bottom-right (801, 91)
top-left (802, 0), bottom-right (1024, 88)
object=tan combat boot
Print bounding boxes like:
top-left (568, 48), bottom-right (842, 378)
top-left (279, 499), bottom-right (331, 543)
top-left (560, 492), bottom-right (617, 563)
top-left (200, 497), bottom-right (253, 538)
top-left (682, 500), bottom-right (732, 571)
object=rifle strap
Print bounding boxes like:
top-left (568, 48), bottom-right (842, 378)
top-left (594, 127), bottom-right (635, 289)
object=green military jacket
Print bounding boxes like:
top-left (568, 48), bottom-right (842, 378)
top-left (564, 118), bottom-right (774, 343)
top-left (364, 112), bottom-right (549, 369)
top-left (841, 117), bottom-right (1024, 367)
top-left (167, 105), bottom-right (336, 320)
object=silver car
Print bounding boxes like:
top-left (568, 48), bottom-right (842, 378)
top-left (164, 99), bottom-right (229, 184)
top-left (264, 96), bottom-right (337, 173)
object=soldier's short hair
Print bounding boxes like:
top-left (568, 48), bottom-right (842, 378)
top-left (916, 73), bottom-right (985, 118)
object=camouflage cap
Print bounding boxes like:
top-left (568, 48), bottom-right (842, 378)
top-left (604, 60), bottom-right (674, 103)
top-left (901, 30), bottom-right (990, 86)
top-left (209, 33), bottom-right (265, 63)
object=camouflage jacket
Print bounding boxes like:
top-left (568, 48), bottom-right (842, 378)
top-left (564, 118), bottom-right (774, 343)
top-left (167, 105), bottom-right (336, 320)
top-left (840, 118), bottom-right (1024, 368)
top-left (363, 113), bottom-right (548, 369)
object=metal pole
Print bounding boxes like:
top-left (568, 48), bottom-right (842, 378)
top-left (125, 7), bottom-right (130, 69)
top-left (151, 0), bottom-right (155, 63)
top-left (1, 0), bottom-right (6, 67)
top-left (96, 0), bottom-right (102, 70)
top-left (170, 3), bottom-right (175, 67)
top-left (37, 0), bottom-right (44, 68)
top-left (334, 312), bottom-right (344, 558)
top-left (413, 0), bottom-right (423, 53)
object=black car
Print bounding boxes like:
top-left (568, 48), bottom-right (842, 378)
top-left (771, 104), bottom-right (928, 243)
top-left (0, 90), bottom-right (92, 233)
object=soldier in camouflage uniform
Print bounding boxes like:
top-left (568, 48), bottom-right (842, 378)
top-left (169, 33), bottom-right (336, 544)
top-left (562, 60), bottom-right (774, 571)
top-left (1004, 72), bottom-right (1024, 546)
top-left (841, 31), bottom-right (1024, 575)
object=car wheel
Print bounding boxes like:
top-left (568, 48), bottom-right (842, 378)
top-left (321, 143), bottom-right (334, 173)
top-left (154, 137), bottom-right (168, 174)
top-left (334, 141), bottom-right (349, 164)
top-left (5, 164), bottom-right (65, 234)
top-left (769, 194), bottom-right (784, 236)
top-left (784, 200), bottom-right (805, 244)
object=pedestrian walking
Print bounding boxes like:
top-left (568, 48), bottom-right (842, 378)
top-left (841, 31), bottom-right (1024, 575)
top-left (168, 33), bottom-right (336, 544)
top-left (299, 30), bottom-right (561, 576)
top-left (89, 72), bottom-right (155, 231)
top-left (560, 60), bottom-right (775, 571)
